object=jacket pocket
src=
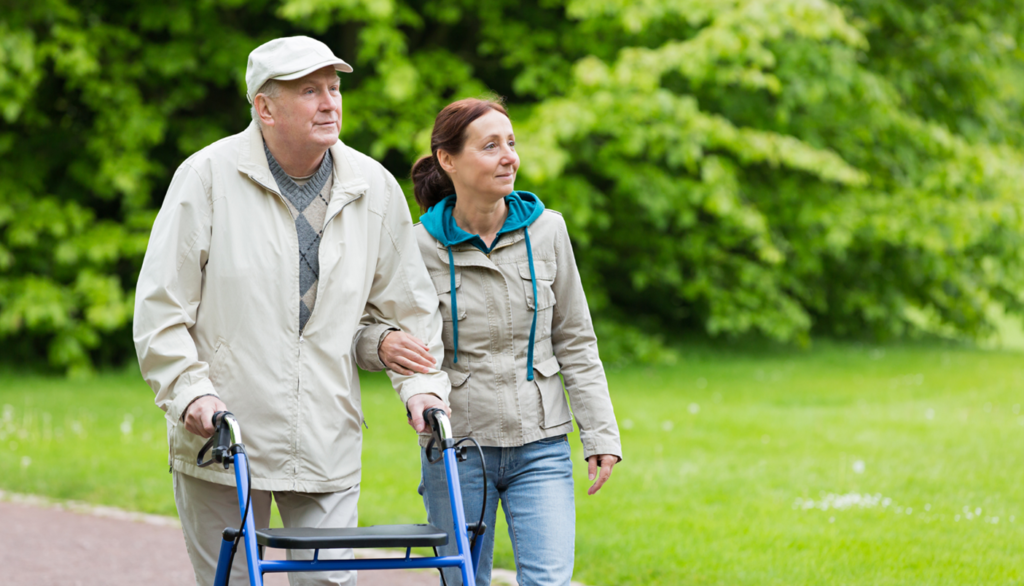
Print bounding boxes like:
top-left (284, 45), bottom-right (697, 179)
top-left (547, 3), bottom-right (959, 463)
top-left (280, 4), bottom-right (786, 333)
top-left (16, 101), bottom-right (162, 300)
top-left (533, 355), bottom-right (571, 429)
top-left (517, 261), bottom-right (557, 311)
top-left (431, 271), bottom-right (467, 321)
top-left (432, 271), bottom-right (466, 351)
top-left (209, 338), bottom-right (230, 386)
top-left (445, 368), bottom-right (472, 435)
top-left (518, 261), bottom-right (556, 340)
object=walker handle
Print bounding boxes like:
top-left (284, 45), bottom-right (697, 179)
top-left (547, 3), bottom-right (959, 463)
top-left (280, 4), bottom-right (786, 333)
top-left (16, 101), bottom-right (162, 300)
top-left (197, 411), bottom-right (240, 469)
top-left (211, 411), bottom-right (234, 464)
top-left (424, 407), bottom-right (453, 448)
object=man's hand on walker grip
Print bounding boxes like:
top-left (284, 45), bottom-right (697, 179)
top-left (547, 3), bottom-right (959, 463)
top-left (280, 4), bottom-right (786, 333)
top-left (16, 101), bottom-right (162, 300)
top-left (184, 395), bottom-right (228, 438)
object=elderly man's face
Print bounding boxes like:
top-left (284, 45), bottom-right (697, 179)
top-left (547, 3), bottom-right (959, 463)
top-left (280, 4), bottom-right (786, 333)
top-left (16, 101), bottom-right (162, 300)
top-left (268, 66), bottom-right (342, 149)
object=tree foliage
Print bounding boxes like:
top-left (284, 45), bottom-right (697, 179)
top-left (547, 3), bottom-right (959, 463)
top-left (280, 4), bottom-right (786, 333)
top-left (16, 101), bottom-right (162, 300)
top-left (2, 0), bottom-right (1023, 372)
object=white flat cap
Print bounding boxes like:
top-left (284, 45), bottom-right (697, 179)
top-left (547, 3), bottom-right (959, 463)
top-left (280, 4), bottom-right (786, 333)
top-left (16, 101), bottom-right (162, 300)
top-left (245, 36), bottom-right (353, 103)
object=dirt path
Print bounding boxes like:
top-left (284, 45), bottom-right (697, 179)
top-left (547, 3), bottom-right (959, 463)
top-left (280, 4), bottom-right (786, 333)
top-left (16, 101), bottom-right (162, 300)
top-left (0, 495), bottom-right (441, 586)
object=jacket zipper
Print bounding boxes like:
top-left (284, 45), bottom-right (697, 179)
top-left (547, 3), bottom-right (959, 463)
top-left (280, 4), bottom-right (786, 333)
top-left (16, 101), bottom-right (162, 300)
top-left (249, 173), bottom-right (366, 473)
top-left (252, 173), bottom-right (304, 481)
top-left (296, 333), bottom-right (303, 479)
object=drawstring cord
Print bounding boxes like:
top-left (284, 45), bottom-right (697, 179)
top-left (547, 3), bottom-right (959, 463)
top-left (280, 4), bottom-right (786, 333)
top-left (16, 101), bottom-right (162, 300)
top-left (448, 246), bottom-right (459, 363)
top-left (447, 228), bottom-right (538, 381)
top-left (525, 227), bottom-right (537, 382)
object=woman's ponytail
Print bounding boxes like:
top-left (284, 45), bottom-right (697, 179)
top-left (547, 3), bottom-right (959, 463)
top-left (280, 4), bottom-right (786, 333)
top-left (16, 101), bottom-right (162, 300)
top-left (411, 154), bottom-right (454, 211)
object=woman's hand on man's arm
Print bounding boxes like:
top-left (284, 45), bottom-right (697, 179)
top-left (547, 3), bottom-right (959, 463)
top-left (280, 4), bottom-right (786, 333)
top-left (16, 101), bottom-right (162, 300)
top-left (379, 331), bottom-right (437, 375)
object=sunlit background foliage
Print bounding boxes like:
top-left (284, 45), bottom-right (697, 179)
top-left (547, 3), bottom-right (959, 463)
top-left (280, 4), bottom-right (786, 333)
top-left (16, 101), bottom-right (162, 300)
top-left (2, 0), bottom-right (1023, 374)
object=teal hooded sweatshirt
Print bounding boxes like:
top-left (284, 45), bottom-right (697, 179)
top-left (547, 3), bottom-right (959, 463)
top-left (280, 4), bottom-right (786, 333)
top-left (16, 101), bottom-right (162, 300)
top-left (420, 191), bottom-right (546, 380)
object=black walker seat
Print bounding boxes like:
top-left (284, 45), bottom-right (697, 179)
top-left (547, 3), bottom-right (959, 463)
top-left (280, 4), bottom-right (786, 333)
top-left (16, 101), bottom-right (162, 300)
top-left (255, 524), bottom-right (448, 550)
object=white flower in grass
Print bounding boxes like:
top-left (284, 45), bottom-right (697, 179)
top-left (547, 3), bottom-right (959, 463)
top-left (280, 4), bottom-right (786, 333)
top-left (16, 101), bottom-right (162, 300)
top-left (622, 419), bottom-right (634, 430)
top-left (795, 492), bottom-right (891, 512)
top-left (852, 460), bottom-right (865, 474)
top-left (688, 403), bottom-right (700, 415)
top-left (925, 408), bottom-right (935, 420)
top-left (120, 414), bottom-right (134, 436)
top-left (20, 456), bottom-right (31, 469)
top-left (662, 421), bottom-right (674, 432)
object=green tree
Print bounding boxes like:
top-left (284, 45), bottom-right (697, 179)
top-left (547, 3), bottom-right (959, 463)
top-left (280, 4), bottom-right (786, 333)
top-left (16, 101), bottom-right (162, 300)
top-left (2, 0), bottom-right (1023, 373)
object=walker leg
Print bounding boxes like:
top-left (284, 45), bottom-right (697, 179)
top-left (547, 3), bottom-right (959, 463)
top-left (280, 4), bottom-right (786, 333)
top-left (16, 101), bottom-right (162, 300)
top-left (470, 529), bottom-right (484, 575)
top-left (213, 530), bottom-right (236, 586)
top-left (461, 559), bottom-right (475, 586)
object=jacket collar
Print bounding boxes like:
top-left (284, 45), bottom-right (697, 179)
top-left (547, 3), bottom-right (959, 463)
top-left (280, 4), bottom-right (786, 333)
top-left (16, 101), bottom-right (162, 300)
top-left (435, 230), bottom-right (525, 268)
top-left (237, 122), bottom-right (369, 217)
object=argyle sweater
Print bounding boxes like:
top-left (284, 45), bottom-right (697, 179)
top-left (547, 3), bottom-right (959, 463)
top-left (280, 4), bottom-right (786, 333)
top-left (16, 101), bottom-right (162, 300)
top-left (264, 143), bottom-right (334, 332)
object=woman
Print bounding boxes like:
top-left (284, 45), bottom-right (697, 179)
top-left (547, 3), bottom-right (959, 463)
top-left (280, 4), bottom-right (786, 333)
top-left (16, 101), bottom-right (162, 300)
top-left (378, 98), bottom-right (621, 586)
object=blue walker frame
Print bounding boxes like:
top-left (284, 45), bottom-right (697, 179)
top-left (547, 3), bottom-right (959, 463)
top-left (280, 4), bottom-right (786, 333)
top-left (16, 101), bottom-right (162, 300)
top-left (206, 410), bottom-right (482, 586)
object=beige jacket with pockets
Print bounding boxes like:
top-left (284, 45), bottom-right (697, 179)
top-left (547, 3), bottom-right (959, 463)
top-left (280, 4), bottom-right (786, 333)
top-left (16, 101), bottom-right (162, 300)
top-left (358, 209), bottom-right (621, 460)
top-left (134, 122), bottom-right (449, 492)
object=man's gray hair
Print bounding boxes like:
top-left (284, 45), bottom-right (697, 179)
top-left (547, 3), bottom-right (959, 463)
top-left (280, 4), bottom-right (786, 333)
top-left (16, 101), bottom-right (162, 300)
top-left (250, 78), bottom-right (283, 125)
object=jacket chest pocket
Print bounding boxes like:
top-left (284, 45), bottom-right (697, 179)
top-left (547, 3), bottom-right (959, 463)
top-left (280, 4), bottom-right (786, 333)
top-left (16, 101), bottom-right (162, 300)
top-left (432, 271), bottom-right (466, 350)
top-left (518, 261), bottom-right (556, 339)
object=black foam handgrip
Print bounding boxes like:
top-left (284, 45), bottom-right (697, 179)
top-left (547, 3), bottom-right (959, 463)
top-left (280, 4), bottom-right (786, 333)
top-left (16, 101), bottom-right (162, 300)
top-left (423, 407), bottom-right (445, 443)
top-left (211, 411), bottom-right (232, 464)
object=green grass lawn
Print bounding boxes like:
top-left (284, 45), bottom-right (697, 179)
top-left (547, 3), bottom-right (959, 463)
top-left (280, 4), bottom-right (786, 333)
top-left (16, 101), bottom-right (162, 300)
top-left (1, 342), bottom-right (1022, 585)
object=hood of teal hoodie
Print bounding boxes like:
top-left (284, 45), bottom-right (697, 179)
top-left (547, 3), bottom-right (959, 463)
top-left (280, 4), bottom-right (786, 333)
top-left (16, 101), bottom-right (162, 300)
top-left (421, 190), bottom-right (545, 251)
top-left (420, 191), bottom-right (546, 381)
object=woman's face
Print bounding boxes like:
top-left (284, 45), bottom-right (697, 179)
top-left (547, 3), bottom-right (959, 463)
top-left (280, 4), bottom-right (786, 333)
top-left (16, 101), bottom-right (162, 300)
top-left (440, 109), bottom-right (519, 202)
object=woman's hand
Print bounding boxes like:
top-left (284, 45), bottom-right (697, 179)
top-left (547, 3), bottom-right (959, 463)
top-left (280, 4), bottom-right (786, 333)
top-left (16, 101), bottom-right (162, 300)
top-left (379, 331), bottom-right (437, 375)
top-left (406, 393), bottom-right (451, 433)
top-left (586, 454), bottom-right (620, 495)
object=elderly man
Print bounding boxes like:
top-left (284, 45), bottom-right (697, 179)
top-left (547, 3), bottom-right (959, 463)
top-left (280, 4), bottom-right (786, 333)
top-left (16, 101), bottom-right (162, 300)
top-left (133, 36), bottom-right (448, 585)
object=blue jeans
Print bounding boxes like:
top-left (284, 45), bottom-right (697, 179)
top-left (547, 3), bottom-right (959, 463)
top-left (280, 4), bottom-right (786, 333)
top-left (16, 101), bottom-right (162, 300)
top-left (419, 435), bottom-right (576, 586)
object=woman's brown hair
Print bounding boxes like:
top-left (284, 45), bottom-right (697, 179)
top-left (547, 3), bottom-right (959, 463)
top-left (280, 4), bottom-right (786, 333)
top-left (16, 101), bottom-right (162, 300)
top-left (411, 98), bottom-right (510, 210)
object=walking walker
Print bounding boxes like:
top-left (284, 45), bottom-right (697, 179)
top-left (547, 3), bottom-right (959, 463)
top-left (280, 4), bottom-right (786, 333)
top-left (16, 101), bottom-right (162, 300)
top-left (198, 408), bottom-right (485, 586)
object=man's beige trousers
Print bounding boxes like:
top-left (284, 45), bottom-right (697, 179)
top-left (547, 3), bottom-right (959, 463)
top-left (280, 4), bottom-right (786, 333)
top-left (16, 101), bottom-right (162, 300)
top-left (174, 471), bottom-right (358, 586)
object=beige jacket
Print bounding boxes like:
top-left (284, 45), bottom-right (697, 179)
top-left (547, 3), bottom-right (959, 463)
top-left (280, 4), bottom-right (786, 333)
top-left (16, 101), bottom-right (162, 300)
top-left (134, 122), bottom-right (448, 492)
top-left (358, 209), bottom-right (621, 460)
